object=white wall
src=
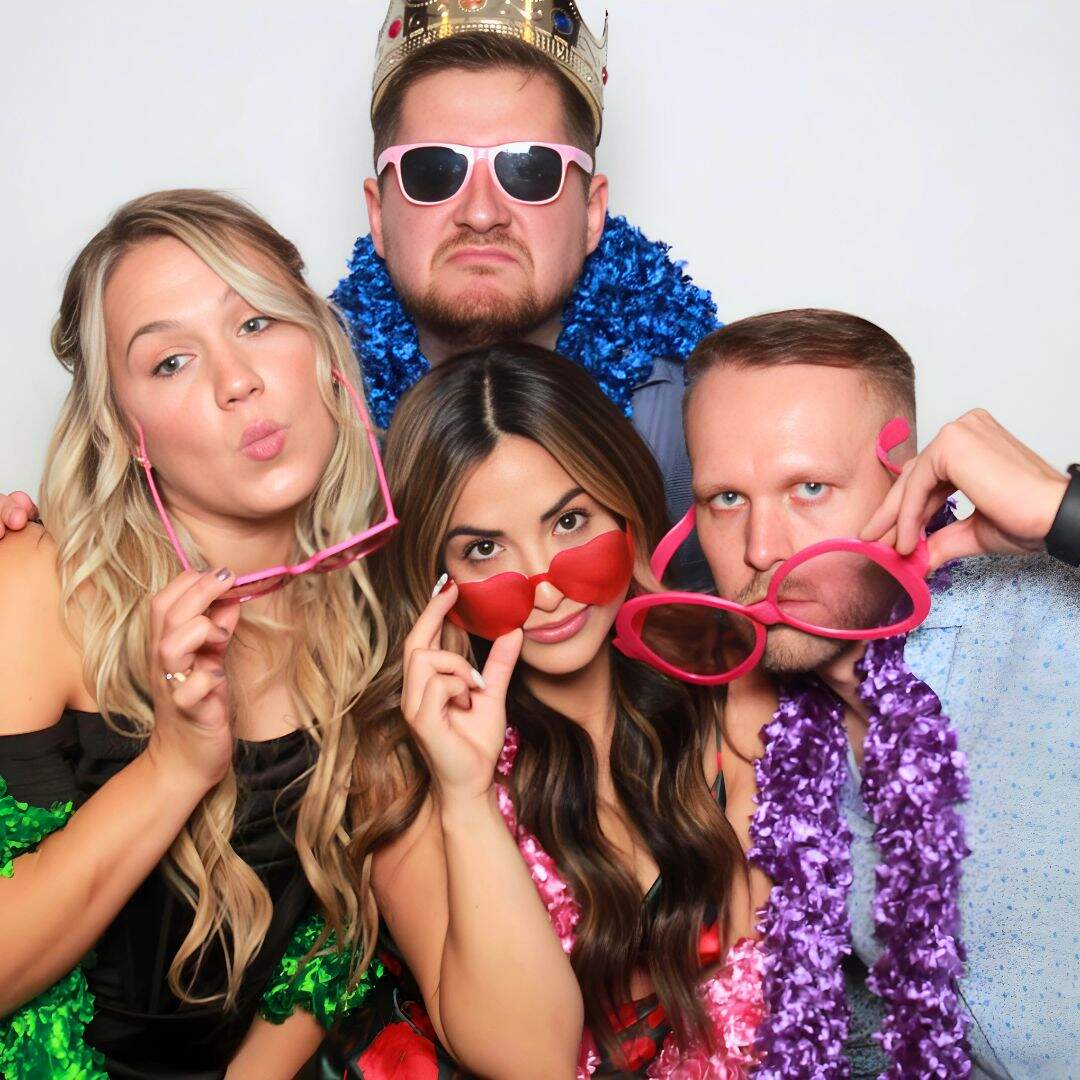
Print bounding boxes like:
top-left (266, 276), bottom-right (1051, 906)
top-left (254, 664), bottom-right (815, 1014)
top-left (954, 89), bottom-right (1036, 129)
top-left (2, 1), bottom-right (1077, 493)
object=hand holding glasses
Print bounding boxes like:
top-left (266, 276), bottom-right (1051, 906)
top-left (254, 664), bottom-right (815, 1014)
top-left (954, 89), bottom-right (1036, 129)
top-left (613, 419), bottom-right (931, 685)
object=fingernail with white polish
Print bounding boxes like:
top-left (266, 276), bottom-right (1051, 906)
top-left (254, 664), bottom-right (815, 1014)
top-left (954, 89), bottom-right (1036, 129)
top-left (470, 668), bottom-right (486, 690)
top-left (431, 572), bottom-right (449, 598)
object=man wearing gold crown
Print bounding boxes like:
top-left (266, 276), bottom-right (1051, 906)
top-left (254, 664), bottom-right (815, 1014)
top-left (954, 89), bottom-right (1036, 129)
top-left (331, 1), bottom-right (718, 565)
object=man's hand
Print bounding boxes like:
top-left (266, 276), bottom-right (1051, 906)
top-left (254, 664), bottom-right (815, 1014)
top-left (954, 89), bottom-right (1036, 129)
top-left (0, 491), bottom-right (39, 539)
top-left (861, 409), bottom-right (1069, 571)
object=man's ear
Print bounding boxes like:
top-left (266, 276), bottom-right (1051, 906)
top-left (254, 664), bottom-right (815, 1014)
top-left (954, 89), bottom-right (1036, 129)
top-left (585, 172), bottom-right (609, 256)
top-left (364, 177), bottom-right (386, 258)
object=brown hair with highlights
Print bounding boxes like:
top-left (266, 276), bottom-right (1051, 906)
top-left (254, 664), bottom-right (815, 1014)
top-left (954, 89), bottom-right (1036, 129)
top-left (349, 344), bottom-right (746, 1061)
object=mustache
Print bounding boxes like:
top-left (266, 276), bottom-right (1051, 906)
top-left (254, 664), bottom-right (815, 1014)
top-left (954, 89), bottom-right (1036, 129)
top-left (434, 230), bottom-right (533, 268)
top-left (733, 571), bottom-right (817, 608)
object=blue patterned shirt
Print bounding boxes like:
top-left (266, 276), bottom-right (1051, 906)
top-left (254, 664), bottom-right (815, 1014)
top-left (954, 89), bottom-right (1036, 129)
top-left (845, 553), bottom-right (1080, 1079)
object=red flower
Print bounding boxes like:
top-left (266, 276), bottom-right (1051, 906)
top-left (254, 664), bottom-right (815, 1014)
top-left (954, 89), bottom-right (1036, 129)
top-left (355, 1020), bottom-right (438, 1079)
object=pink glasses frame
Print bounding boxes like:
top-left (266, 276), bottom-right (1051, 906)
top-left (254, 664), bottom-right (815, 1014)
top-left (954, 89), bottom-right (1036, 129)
top-left (376, 142), bottom-right (595, 206)
top-left (134, 369), bottom-right (397, 602)
top-left (612, 418), bottom-right (931, 685)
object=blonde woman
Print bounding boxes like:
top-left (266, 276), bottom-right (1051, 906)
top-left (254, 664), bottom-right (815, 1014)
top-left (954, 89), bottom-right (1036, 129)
top-left (0, 191), bottom-right (388, 1078)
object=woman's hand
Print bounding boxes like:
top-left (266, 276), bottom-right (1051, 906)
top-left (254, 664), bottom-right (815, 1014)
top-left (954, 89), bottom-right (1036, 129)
top-left (0, 489), bottom-right (38, 539)
top-left (145, 567), bottom-right (242, 792)
top-left (401, 578), bottom-right (523, 804)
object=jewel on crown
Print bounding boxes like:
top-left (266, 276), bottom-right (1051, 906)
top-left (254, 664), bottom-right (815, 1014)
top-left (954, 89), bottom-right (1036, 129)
top-left (372, 1), bottom-right (610, 139)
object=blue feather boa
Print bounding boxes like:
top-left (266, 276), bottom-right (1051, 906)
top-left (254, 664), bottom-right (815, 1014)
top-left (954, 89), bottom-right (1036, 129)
top-left (331, 214), bottom-right (720, 429)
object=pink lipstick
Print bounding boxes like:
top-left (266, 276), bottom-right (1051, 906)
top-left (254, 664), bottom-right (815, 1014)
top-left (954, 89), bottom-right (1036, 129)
top-left (523, 606), bottom-right (590, 645)
top-left (240, 421), bottom-right (286, 461)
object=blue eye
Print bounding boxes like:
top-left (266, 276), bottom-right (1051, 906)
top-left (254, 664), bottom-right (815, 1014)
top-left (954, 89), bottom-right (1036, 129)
top-left (240, 316), bottom-right (273, 334)
top-left (709, 491), bottom-right (745, 510)
top-left (796, 482), bottom-right (828, 500)
top-left (153, 354), bottom-right (193, 378)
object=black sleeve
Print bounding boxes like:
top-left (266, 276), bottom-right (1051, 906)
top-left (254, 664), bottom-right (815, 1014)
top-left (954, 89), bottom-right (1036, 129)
top-left (0, 713), bottom-right (79, 807)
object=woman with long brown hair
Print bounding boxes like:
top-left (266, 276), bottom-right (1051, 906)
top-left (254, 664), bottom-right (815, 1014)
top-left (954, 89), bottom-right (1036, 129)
top-left (0, 190), bottom-right (390, 1077)
top-left (343, 345), bottom-right (770, 1079)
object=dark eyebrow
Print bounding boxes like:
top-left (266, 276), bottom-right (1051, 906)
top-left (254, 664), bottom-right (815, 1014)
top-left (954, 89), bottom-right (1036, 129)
top-left (443, 487), bottom-right (586, 545)
top-left (444, 524), bottom-right (506, 544)
top-left (540, 486), bottom-right (585, 523)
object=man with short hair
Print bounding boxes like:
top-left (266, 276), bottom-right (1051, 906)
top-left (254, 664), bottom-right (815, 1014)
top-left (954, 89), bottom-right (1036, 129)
top-left (334, 4), bottom-right (717, 535)
top-left (680, 308), bottom-right (1079, 1079)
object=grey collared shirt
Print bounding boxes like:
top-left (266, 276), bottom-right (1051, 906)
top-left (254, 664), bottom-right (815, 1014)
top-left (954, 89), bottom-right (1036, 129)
top-left (630, 358), bottom-right (711, 591)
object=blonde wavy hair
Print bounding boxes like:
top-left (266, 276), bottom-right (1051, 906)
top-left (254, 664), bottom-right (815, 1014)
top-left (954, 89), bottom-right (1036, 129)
top-left (40, 189), bottom-right (387, 1005)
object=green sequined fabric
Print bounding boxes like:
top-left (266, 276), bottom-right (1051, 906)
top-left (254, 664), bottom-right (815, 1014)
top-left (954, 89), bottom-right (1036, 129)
top-left (0, 777), bottom-right (106, 1080)
top-left (260, 911), bottom-right (385, 1030)
top-left (0, 776), bottom-right (73, 879)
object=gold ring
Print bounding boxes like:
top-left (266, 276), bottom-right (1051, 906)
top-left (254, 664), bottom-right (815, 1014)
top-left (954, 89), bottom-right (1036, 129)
top-left (163, 670), bottom-right (188, 685)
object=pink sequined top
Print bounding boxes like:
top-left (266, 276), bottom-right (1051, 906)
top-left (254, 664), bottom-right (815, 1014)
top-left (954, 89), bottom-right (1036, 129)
top-left (495, 727), bottom-right (765, 1078)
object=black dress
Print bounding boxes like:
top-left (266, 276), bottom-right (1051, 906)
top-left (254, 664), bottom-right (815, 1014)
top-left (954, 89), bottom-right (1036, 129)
top-left (0, 709), bottom-right (315, 1079)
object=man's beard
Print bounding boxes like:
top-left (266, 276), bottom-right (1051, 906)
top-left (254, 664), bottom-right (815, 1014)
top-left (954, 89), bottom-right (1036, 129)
top-left (728, 563), bottom-right (904, 677)
top-left (395, 234), bottom-right (575, 352)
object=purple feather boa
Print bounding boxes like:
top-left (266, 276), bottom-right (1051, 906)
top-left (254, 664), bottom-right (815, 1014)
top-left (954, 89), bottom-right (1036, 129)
top-left (857, 632), bottom-right (971, 1077)
top-left (749, 679), bottom-right (854, 1079)
top-left (750, 523), bottom-right (972, 1078)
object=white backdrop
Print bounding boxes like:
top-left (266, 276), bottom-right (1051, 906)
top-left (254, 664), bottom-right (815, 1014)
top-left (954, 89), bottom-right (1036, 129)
top-left (2, 1), bottom-right (1078, 493)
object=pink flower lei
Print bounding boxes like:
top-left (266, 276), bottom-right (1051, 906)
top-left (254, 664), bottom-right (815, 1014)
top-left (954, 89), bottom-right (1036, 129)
top-left (495, 728), bottom-right (765, 1078)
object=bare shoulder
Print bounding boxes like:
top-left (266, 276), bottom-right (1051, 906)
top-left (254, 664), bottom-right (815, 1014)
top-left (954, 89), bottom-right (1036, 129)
top-left (0, 524), bottom-right (85, 734)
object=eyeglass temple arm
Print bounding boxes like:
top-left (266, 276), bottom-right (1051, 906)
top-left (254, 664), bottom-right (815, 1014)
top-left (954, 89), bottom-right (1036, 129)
top-left (877, 417), bottom-right (910, 476)
top-left (134, 421), bottom-right (193, 573)
top-left (649, 507), bottom-right (697, 580)
top-left (332, 369), bottom-right (396, 519)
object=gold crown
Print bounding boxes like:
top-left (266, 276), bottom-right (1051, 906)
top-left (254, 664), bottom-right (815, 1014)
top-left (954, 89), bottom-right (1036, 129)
top-left (372, 1), bottom-right (609, 140)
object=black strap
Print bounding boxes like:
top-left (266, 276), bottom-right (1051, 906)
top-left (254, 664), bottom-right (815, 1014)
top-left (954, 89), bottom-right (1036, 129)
top-left (1045, 464), bottom-right (1080, 567)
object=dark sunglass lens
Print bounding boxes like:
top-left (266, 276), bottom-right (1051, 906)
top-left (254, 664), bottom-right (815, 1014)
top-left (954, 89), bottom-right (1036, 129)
top-left (399, 146), bottom-right (469, 203)
top-left (639, 603), bottom-right (756, 678)
top-left (493, 144), bottom-right (565, 202)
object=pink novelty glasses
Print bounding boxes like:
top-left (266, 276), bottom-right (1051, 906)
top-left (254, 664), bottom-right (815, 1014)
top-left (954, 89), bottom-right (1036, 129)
top-left (447, 527), bottom-right (635, 641)
top-left (134, 370), bottom-right (397, 602)
top-left (376, 142), bottom-right (594, 206)
top-left (613, 419), bottom-right (931, 684)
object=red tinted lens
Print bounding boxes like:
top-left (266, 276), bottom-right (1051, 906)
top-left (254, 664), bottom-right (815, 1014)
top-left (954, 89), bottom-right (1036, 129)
top-left (223, 573), bottom-right (291, 603)
top-left (450, 574), bottom-right (536, 639)
top-left (547, 530), bottom-right (633, 605)
top-left (776, 551), bottom-right (914, 633)
top-left (315, 531), bottom-right (394, 572)
top-left (636, 602), bottom-right (757, 678)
